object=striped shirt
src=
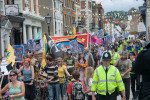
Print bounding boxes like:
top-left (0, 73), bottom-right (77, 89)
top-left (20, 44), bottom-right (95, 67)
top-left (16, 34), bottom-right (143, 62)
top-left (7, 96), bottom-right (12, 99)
top-left (45, 62), bottom-right (59, 84)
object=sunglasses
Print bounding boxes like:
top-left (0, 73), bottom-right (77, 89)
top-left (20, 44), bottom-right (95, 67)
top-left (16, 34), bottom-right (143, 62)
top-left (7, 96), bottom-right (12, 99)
top-left (10, 74), bottom-right (16, 77)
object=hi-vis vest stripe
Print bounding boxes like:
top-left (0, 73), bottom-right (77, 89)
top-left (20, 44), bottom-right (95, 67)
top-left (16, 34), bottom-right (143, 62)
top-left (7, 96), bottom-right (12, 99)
top-left (91, 65), bottom-right (125, 95)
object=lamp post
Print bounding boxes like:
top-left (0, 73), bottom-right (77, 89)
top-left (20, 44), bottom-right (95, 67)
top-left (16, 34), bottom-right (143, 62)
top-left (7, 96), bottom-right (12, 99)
top-left (45, 13), bottom-right (51, 35)
top-left (72, 20), bottom-right (76, 27)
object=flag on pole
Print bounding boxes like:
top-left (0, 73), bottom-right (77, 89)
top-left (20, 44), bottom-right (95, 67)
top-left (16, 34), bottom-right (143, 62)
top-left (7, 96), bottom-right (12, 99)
top-left (72, 27), bottom-right (76, 38)
top-left (45, 33), bottom-right (63, 59)
top-left (40, 35), bottom-right (48, 70)
top-left (40, 59), bottom-right (46, 70)
top-left (43, 35), bottom-right (48, 57)
top-left (36, 29), bottom-right (42, 39)
top-left (6, 44), bottom-right (15, 65)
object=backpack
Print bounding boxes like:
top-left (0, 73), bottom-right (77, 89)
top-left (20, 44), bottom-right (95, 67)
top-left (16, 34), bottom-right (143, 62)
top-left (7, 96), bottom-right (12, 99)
top-left (72, 81), bottom-right (85, 100)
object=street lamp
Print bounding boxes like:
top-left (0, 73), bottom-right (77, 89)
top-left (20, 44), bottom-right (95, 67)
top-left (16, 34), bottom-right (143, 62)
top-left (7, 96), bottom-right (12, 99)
top-left (72, 20), bottom-right (76, 27)
top-left (45, 13), bottom-right (51, 35)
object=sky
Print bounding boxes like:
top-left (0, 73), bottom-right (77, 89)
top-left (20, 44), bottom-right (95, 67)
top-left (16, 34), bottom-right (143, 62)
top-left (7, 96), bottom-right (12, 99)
top-left (94, 0), bottom-right (144, 13)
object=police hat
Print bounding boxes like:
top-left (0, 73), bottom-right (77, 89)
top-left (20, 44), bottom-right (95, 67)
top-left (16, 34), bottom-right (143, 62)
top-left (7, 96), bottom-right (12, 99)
top-left (102, 52), bottom-right (111, 61)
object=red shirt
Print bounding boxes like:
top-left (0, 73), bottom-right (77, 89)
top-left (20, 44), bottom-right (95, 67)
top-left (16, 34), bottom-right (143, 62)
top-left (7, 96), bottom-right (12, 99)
top-left (67, 80), bottom-right (87, 94)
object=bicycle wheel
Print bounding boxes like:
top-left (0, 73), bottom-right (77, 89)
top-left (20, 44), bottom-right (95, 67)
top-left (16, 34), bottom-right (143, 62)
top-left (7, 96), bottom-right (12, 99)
top-left (35, 87), bottom-right (41, 100)
top-left (42, 87), bottom-right (49, 100)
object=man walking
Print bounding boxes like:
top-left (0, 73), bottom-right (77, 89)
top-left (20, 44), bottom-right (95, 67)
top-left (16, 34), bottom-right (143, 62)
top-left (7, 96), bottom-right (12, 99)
top-left (45, 55), bottom-right (60, 100)
top-left (114, 51), bottom-right (132, 100)
top-left (84, 47), bottom-right (94, 67)
top-left (64, 50), bottom-right (75, 74)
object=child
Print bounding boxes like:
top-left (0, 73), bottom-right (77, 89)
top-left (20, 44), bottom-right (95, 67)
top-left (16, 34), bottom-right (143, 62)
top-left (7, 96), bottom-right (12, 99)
top-left (67, 70), bottom-right (86, 100)
top-left (57, 57), bottom-right (71, 100)
top-left (85, 67), bottom-right (97, 100)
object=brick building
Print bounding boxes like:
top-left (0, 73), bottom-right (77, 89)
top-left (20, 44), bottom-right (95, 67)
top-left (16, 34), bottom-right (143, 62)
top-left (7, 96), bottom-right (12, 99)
top-left (41, 0), bottom-right (63, 36)
top-left (63, 0), bottom-right (75, 35)
top-left (92, 1), bottom-right (104, 33)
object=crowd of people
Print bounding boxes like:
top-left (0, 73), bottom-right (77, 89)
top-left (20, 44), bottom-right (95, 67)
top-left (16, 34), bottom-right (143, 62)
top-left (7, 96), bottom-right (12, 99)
top-left (0, 36), bottom-right (149, 100)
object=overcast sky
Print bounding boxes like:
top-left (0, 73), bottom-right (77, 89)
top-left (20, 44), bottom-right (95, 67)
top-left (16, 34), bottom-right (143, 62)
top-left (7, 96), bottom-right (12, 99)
top-left (94, 0), bottom-right (144, 13)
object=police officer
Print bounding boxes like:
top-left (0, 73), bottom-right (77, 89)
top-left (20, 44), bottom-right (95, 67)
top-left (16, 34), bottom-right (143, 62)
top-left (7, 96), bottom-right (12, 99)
top-left (91, 52), bottom-right (126, 100)
top-left (110, 46), bottom-right (120, 65)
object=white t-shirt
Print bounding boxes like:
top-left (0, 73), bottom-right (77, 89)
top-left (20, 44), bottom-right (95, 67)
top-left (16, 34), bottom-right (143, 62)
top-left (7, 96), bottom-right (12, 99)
top-left (87, 78), bottom-right (97, 95)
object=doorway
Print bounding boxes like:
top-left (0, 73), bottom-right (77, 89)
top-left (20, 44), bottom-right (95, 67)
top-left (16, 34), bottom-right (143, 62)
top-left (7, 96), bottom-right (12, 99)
top-left (13, 29), bottom-right (21, 45)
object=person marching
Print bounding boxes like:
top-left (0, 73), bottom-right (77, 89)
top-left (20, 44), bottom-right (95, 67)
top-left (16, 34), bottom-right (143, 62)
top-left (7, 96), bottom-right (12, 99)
top-left (91, 52), bottom-right (126, 100)
top-left (64, 50), bottom-right (75, 74)
top-left (110, 46), bottom-right (120, 65)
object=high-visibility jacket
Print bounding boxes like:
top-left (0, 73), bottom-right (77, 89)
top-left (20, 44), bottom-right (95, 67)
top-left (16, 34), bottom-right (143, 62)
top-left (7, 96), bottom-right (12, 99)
top-left (119, 44), bottom-right (123, 51)
top-left (126, 46), bottom-right (134, 52)
top-left (110, 52), bottom-right (120, 65)
top-left (134, 46), bottom-right (143, 53)
top-left (91, 65), bottom-right (124, 95)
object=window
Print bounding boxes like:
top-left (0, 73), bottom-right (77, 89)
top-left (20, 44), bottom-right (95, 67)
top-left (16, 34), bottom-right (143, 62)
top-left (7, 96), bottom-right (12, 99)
top-left (54, 1), bottom-right (56, 8)
top-left (60, 5), bottom-right (61, 11)
top-left (61, 23), bottom-right (63, 33)
top-left (70, 16), bottom-right (72, 26)
top-left (25, 0), bottom-right (29, 7)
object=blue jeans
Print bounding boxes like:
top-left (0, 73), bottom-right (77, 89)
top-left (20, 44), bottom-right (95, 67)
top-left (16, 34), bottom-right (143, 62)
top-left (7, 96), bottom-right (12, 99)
top-left (60, 83), bottom-right (65, 98)
top-left (47, 83), bottom-right (60, 100)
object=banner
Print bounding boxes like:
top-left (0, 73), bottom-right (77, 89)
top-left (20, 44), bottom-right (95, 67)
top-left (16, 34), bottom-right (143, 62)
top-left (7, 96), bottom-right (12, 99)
top-left (69, 39), bottom-right (79, 56)
top-left (22, 44), bottom-right (28, 54)
top-left (33, 39), bottom-right (41, 51)
top-left (51, 34), bottom-right (88, 52)
top-left (27, 40), bottom-right (34, 51)
top-left (1, 58), bottom-right (10, 75)
top-left (97, 30), bottom-right (104, 38)
top-left (13, 45), bottom-right (24, 62)
top-left (103, 41), bottom-right (108, 46)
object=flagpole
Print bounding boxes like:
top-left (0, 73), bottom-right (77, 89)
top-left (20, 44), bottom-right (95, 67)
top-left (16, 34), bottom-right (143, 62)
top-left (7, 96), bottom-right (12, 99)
top-left (90, 32), bottom-right (92, 51)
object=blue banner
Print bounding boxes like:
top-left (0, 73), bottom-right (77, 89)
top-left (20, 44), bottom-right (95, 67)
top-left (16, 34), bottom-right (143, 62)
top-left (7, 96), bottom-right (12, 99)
top-left (97, 30), bottom-right (104, 38)
top-left (69, 39), bottom-right (80, 56)
top-left (28, 40), bottom-right (34, 51)
top-left (13, 45), bottom-right (24, 62)
top-left (22, 44), bottom-right (28, 54)
top-left (33, 39), bottom-right (41, 52)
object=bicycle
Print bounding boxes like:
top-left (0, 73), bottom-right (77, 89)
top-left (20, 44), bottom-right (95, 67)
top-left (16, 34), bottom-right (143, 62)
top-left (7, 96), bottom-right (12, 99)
top-left (33, 79), bottom-right (48, 100)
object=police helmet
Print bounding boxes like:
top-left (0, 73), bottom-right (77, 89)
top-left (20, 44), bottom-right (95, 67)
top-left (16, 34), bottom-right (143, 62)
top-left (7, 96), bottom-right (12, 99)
top-left (102, 52), bottom-right (111, 61)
